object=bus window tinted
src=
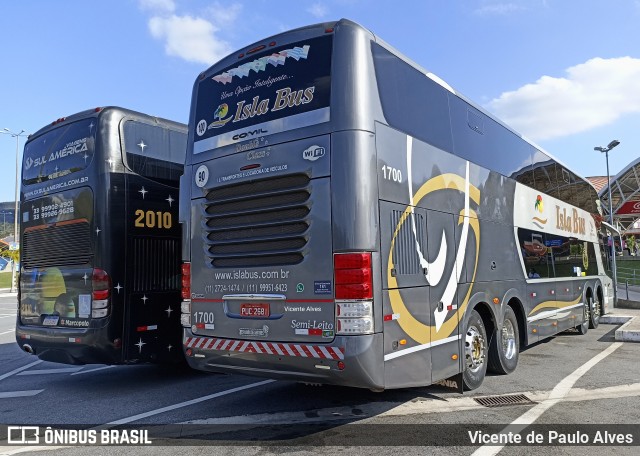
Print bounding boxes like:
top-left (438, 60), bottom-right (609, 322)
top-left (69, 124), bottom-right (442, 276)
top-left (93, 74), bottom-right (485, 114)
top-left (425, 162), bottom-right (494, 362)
top-left (193, 35), bottom-right (332, 153)
top-left (123, 120), bottom-right (186, 185)
top-left (23, 119), bottom-right (96, 185)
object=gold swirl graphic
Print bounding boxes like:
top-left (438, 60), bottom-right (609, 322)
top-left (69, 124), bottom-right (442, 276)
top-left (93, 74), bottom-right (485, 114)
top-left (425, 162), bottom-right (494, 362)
top-left (528, 295), bottom-right (581, 316)
top-left (387, 173), bottom-right (481, 344)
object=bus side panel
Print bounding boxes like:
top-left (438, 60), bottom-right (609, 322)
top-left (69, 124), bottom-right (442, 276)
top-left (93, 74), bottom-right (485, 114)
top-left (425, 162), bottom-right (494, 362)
top-left (380, 201), bottom-right (432, 388)
top-left (426, 209), bottom-right (463, 383)
top-left (383, 287), bottom-right (431, 388)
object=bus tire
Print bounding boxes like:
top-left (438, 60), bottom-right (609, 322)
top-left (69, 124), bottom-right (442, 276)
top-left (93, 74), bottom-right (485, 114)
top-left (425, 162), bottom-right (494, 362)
top-left (588, 294), bottom-right (600, 329)
top-left (488, 307), bottom-right (520, 375)
top-left (576, 302), bottom-right (589, 335)
top-left (463, 309), bottom-right (488, 391)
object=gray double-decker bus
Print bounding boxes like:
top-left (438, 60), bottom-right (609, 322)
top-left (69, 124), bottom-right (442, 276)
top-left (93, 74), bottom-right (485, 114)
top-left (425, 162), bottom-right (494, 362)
top-left (16, 107), bottom-right (187, 365)
top-left (179, 19), bottom-right (614, 390)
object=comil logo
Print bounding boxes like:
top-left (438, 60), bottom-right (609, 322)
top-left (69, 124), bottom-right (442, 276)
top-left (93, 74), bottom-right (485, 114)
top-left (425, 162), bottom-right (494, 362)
top-left (302, 145), bottom-right (325, 162)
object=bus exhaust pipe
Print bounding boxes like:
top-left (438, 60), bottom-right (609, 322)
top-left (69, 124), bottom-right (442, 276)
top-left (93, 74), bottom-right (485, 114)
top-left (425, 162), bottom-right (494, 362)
top-left (22, 344), bottom-right (34, 354)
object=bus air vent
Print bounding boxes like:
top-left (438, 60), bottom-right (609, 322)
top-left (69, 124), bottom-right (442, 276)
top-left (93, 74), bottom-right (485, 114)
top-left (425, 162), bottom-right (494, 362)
top-left (131, 237), bottom-right (181, 292)
top-left (23, 220), bottom-right (92, 268)
top-left (202, 173), bottom-right (311, 268)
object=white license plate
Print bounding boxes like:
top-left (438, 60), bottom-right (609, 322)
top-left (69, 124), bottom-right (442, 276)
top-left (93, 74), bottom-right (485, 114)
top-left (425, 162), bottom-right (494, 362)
top-left (43, 315), bottom-right (60, 326)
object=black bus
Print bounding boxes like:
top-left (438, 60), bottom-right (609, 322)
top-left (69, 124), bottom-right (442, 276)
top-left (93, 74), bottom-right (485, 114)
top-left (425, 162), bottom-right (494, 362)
top-left (16, 106), bottom-right (187, 365)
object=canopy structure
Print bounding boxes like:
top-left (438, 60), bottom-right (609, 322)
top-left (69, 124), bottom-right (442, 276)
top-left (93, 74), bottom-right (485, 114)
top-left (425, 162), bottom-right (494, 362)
top-left (592, 157), bottom-right (640, 232)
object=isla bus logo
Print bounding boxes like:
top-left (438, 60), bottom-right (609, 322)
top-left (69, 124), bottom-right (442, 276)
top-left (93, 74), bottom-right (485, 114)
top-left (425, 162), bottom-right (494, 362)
top-left (534, 195), bottom-right (544, 213)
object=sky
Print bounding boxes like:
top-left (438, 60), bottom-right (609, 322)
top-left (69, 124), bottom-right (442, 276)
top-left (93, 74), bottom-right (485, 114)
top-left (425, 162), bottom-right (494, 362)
top-left (1, 0), bottom-right (639, 203)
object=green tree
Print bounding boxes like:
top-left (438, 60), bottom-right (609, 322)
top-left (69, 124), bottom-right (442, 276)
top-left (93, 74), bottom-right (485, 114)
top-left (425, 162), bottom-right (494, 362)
top-left (626, 235), bottom-right (636, 255)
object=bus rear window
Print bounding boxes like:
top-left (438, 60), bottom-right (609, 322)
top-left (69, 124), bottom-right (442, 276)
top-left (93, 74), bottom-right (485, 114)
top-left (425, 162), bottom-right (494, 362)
top-left (122, 120), bottom-right (186, 185)
top-left (22, 119), bottom-right (96, 185)
top-left (193, 35), bottom-right (332, 154)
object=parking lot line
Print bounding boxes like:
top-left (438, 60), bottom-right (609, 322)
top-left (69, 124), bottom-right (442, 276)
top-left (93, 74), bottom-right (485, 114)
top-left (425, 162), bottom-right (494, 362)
top-left (0, 360), bottom-right (42, 382)
top-left (472, 342), bottom-right (623, 456)
top-left (97, 379), bottom-right (276, 427)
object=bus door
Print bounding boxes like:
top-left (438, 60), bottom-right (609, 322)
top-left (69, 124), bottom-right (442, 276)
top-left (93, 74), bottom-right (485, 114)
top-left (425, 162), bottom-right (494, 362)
top-left (426, 209), bottom-right (462, 384)
top-left (381, 201), bottom-right (432, 388)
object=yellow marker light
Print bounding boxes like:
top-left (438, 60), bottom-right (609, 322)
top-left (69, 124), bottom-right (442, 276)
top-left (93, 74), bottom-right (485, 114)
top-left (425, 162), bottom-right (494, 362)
top-left (492, 298), bottom-right (500, 304)
top-left (532, 328), bottom-right (538, 333)
top-left (399, 339), bottom-right (407, 345)
top-left (452, 354), bottom-right (458, 360)
top-left (552, 322), bottom-right (557, 326)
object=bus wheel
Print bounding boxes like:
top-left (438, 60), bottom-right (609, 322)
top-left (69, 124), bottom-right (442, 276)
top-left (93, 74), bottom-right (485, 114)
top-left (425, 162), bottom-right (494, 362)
top-left (588, 295), bottom-right (600, 329)
top-left (488, 307), bottom-right (520, 375)
top-left (463, 310), bottom-right (488, 391)
top-left (576, 302), bottom-right (589, 335)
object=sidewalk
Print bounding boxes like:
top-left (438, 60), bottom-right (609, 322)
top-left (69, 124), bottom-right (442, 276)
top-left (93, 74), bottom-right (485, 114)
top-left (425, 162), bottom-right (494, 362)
top-left (599, 284), bottom-right (640, 342)
top-left (0, 287), bottom-right (16, 298)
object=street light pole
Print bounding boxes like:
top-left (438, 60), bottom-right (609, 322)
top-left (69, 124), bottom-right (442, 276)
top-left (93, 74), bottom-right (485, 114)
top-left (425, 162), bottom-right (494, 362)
top-left (1, 128), bottom-right (28, 293)
top-left (595, 139), bottom-right (620, 305)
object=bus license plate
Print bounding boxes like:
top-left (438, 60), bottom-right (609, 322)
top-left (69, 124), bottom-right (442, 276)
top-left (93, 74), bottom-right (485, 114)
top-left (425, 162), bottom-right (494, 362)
top-left (240, 303), bottom-right (270, 318)
top-left (43, 315), bottom-right (60, 326)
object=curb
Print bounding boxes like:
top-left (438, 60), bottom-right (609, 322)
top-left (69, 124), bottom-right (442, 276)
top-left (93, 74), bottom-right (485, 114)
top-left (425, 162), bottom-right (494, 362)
top-left (600, 315), bottom-right (640, 342)
top-left (616, 319), bottom-right (640, 342)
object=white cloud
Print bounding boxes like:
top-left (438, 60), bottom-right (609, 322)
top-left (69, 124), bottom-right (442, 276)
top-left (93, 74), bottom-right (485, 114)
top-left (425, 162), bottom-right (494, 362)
top-left (139, 0), bottom-right (175, 14)
top-left (205, 2), bottom-right (243, 27)
top-left (486, 57), bottom-right (640, 141)
top-left (307, 2), bottom-right (328, 18)
top-left (148, 15), bottom-right (232, 65)
top-left (474, 2), bottom-right (526, 15)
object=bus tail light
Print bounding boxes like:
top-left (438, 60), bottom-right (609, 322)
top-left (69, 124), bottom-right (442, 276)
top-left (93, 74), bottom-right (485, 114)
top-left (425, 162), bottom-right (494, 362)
top-left (181, 263), bottom-right (191, 300)
top-left (181, 263), bottom-right (191, 328)
top-left (92, 268), bottom-right (111, 318)
top-left (181, 301), bottom-right (191, 327)
top-left (334, 253), bottom-right (374, 335)
top-left (334, 253), bottom-right (372, 300)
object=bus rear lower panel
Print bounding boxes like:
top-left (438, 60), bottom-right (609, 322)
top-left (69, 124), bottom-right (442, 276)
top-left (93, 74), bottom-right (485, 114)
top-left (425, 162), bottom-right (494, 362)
top-left (15, 323), bottom-right (121, 365)
top-left (183, 333), bottom-right (385, 389)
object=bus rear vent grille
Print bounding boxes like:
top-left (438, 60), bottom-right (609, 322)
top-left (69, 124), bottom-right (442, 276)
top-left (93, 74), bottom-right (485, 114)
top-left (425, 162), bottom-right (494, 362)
top-left (131, 237), bottom-right (180, 292)
top-left (22, 220), bottom-right (92, 269)
top-left (203, 173), bottom-right (311, 268)
top-left (473, 394), bottom-right (537, 408)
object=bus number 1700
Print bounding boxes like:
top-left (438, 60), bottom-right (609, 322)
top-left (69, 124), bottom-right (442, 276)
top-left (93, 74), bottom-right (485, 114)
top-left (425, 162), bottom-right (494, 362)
top-left (381, 165), bottom-right (402, 183)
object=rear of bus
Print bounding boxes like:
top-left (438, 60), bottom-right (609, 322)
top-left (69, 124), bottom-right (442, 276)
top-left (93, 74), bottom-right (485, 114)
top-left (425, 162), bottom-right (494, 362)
top-left (16, 110), bottom-right (110, 363)
top-left (181, 20), bottom-right (385, 388)
top-left (16, 107), bottom-right (186, 365)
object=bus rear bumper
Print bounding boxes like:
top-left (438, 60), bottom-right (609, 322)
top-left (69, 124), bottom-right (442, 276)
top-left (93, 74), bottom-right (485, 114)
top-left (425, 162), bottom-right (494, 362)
top-left (183, 331), bottom-right (385, 389)
top-left (15, 324), bottom-right (120, 365)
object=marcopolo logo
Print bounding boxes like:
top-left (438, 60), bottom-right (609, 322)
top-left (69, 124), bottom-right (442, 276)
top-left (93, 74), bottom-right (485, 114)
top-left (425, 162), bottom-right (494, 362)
top-left (302, 145), bottom-right (325, 162)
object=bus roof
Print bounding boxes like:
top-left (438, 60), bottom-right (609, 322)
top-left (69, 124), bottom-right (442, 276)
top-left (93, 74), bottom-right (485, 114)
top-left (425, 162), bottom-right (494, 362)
top-left (28, 106), bottom-right (187, 141)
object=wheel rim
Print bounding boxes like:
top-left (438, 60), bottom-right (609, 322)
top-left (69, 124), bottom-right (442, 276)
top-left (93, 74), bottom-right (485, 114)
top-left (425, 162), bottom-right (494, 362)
top-left (592, 297), bottom-right (600, 321)
top-left (501, 319), bottom-right (517, 360)
top-left (465, 325), bottom-right (486, 372)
